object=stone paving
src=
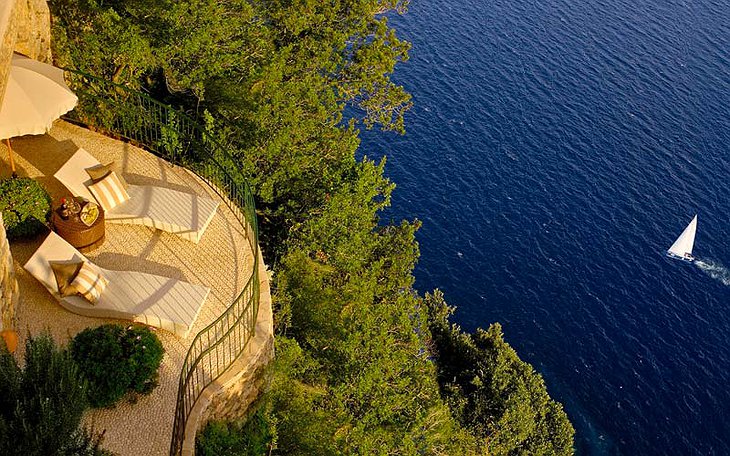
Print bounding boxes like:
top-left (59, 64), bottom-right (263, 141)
top-left (1, 120), bottom-right (256, 455)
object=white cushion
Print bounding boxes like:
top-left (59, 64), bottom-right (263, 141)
top-left (55, 148), bottom-right (220, 243)
top-left (88, 171), bottom-right (130, 211)
top-left (24, 232), bottom-right (211, 337)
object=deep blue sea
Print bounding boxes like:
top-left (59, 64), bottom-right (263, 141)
top-left (358, 0), bottom-right (730, 454)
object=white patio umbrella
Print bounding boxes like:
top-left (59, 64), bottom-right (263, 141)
top-left (0, 53), bottom-right (78, 176)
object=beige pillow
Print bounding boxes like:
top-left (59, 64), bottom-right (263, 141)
top-left (49, 260), bottom-right (83, 297)
top-left (85, 162), bottom-right (128, 188)
top-left (69, 261), bottom-right (108, 304)
top-left (88, 171), bottom-right (130, 211)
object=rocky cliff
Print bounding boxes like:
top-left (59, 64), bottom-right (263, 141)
top-left (0, 0), bottom-right (52, 104)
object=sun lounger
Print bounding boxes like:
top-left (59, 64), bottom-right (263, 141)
top-left (24, 231), bottom-right (210, 338)
top-left (54, 148), bottom-right (219, 243)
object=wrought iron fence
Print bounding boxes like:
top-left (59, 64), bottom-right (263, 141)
top-left (61, 69), bottom-right (260, 456)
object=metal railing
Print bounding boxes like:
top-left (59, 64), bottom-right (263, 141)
top-left (61, 69), bottom-right (261, 456)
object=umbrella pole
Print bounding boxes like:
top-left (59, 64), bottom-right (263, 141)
top-left (5, 139), bottom-right (16, 178)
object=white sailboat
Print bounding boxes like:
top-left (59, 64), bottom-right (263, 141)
top-left (667, 215), bottom-right (697, 262)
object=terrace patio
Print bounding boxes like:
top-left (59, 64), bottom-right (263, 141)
top-left (1, 119), bottom-right (270, 455)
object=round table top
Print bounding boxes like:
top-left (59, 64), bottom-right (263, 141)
top-left (51, 197), bottom-right (105, 252)
top-left (52, 199), bottom-right (104, 229)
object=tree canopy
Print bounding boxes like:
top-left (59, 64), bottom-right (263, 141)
top-left (50, 0), bottom-right (412, 255)
top-left (426, 291), bottom-right (575, 456)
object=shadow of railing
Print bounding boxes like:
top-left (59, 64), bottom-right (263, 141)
top-left (60, 69), bottom-right (260, 456)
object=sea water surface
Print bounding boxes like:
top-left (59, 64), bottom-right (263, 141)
top-left (359, 0), bottom-right (730, 454)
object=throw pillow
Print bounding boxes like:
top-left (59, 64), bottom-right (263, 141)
top-left (85, 162), bottom-right (129, 188)
top-left (69, 261), bottom-right (108, 304)
top-left (88, 171), bottom-right (130, 211)
top-left (49, 260), bottom-right (83, 297)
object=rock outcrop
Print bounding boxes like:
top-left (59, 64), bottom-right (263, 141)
top-left (13, 0), bottom-right (52, 63)
top-left (0, 0), bottom-right (53, 104)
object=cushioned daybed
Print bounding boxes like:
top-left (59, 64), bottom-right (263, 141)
top-left (24, 231), bottom-right (210, 337)
top-left (54, 148), bottom-right (219, 243)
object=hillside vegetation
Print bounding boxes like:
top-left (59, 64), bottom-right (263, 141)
top-left (49, 0), bottom-right (574, 454)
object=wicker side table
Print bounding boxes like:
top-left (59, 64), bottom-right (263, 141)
top-left (51, 198), bottom-right (105, 253)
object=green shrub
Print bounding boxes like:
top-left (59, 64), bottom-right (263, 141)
top-left (0, 332), bottom-right (112, 455)
top-left (0, 177), bottom-right (51, 240)
top-left (71, 324), bottom-right (164, 408)
top-left (196, 406), bottom-right (276, 456)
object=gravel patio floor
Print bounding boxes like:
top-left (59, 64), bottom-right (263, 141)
top-left (1, 120), bottom-right (255, 455)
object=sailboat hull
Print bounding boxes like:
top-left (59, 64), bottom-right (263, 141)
top-left (667, 251), bottom-right (694, 262)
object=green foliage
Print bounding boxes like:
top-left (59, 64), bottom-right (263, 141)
top-left (70, 324), bottom-right (164, 408)
top-left (261, 337), bottom-right (335, 455)
top-left (196, 405), bottom-right (276, 456)
top-left (160, 110), bottom-right (182, 158)
top-left (0, 333), bottom-right (113, 456)
top-left (266, 161), bottom-right (477, 455)
top-left (49, 0), bottom-right (414, 258)
top-left (0, 177), bottom-right (51, 240)
top-left (50, 0), bottom-right (156, 84)
top-left (426, 291), bottom-right (575, 455)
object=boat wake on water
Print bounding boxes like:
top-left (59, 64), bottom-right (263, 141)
top-left (694, 259), bottom-right (730, 286)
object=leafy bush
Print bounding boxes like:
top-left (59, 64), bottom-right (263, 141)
top-left (0, 177), bottom-right (51, 240)
top-left (71, 324), bottom-right (164, 408)
top-left (426, 291), bottom-right (575, 456)
top-left (0, 332), bottom-right (112, 455)
top-left (196, 406), bottom-right (276, 456)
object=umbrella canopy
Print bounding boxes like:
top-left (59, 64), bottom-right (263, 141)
top-left (0, 53), bottom-right (78, 139)
top-left (0, 53), bottom-right (77, 176)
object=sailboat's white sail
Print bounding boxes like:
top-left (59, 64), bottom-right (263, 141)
top-left (668, 215), bottom-right (697, 260)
